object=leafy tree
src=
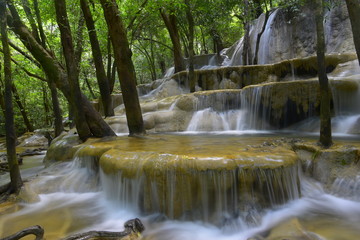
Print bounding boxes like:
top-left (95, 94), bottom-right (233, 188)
top-left (100, 0), bottom-right (145, 136)
top-left (0, 0), bottom-right (23, 193)
top-left (7, 0), bottom-right (116, 139)
top-left (80, 0), bottom-right (114, 117)
top-left (160, 6), bottom-right (185, 73)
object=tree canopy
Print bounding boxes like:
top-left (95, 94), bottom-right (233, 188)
top-left (0, 0), bottom-right (352, 138)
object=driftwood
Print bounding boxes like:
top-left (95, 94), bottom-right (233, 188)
top-left (1, 225), bottom-right (44, 240)
top-left (62, 218), bottom-right (145, 240)
top-left (1, 218), bottom-right (144, 240)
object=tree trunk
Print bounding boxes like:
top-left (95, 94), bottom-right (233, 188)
top-left (7, 1), bottom-right (116, 139)
top-left (100, 0), bottom-right (145, 136)
top-left (252, 0), bottom-right (263, 18)
top-left (20, 0), bottom-right (40, 43)
top-left (242, 0), bottom-right (252, 66)
top-left (48, 80), bottom-right (64, 137)
top-left (81, 0), bottom-right (114, 117)
top-left (160, 9), bottom-right (184, 73)
top-left (315, 0), bottom-right (332, 148)
top-left (210, 28), bottom-right (224, 55)
top-left (83, 71), bottom-right (96, 99)
top-left (41, 82), bottom-right (51, 126)
top-left (12, 83), bottom-right (34, 132)
top-left (0, 0), bottom-right (23, 193)
top-left (345, 0), bottom-right (360, 65)
top-left (185, 0), bottom-right (196, 92)
top-left (110, 60), bottom-right (116, 93)
top-left (54, 0), bottom-right (92, 141)
top-left (74, 15), bottom-right (85, 71)
top-left (33, 0), bottom-right (47, 47)
top-left (106, 33), bottom-right (115, 93)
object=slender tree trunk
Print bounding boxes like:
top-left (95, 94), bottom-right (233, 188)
top-left (110, 60), bottom-right (116, 93)
top-left (315, 0), bottom-right (332, 148)
top-left (242, 0), bottom-right (252, 66)
top-left (80, 0), bottom-right (114, 117)
top-left (134, 43), bottom-right (156, 81)
top-left (83, 71), bottom-right (96, 99)
top-left (106, 33), bottom-right (114, 93)
top-left (210, 28), bottom-right (224, 55)
top-left (41, 82), bottom-right (51, 126)
top-left (33, 0), bottom-right (47, 47)
top-left (345, 0), bottom-right (360, 65)
top-left (12, 83), bottom-right (34, 132)
top-left (74, 15), bottom-right (85, 71)
top-left (32, 0), bottom-right (63, 135)
top-left (100, 0), bottom-right (145, 136)
top-left (21, 0), bottom-right (40, 43)
top-left (54, 0), bottom-right (92, 141)
top-left (0, 0), bottom-right (22, 193)
top-left (48, 80), bottom-right (64, 137)
top-left (252, 0), bottom-right (263, 18)
top-left (160, 9), bottom-right (184, 73)
top-left (0, 65), bottom-right (5, 114)
top-left (184, 0), bottom-right (196, 92)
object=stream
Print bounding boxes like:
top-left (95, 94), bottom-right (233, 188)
top-left (1, 134), bottom-right (360, 240)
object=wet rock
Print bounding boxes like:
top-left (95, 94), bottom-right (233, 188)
top-left (224, 2), bottom-right (354, 65)
top-left (86, 135), bottom-right (300, 222)
top-left (18, 130), bottom-right (52, 148)
top-left (293, 141), bottom-right (360, 189)
top-left (264, 218), bottom-right (321, 240)
top-left (219, 78), bottom-right (238, 89)
top-left (43, 132), bottom-right (82, 163)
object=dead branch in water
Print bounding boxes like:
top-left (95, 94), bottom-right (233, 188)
top-left (1, 218), bottom-right (144, 240)
top-left (1, 225), bottom-right (44, 240)
top-left (62, 218), bottom-right (145, 240)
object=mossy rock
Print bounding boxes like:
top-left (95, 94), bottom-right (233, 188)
top-left (43, 132), bottom-right (81, 163)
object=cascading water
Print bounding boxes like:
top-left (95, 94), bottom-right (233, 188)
top-left (2, 3), bottom-right (360, 239)
top-left (2, 135), bottom-right (360, 240)
top-left (330, 77), bottom-right (360, 134)
top-left (186, 85), bottom-right (276, 132)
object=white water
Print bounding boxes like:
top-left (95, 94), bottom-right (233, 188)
top-left (1, 155), bottom-right (360, 239)
top-left (186, 76), bottom-right (360, 135)
top-left (187, 108), bottom-right (249, 132)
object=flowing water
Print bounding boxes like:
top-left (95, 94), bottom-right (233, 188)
top-left (1, 134), bottom-right (360, 239)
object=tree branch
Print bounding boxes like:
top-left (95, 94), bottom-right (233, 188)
top-left (1, 225), bottom-right (44, 240)
top-left (138, 37), bottom-right (173, 51)
top-left (8, 40), bottom-right (41, 68)
top-left (127, 0), bottom-right (149, 30)
top-left (62, 218), bottom-right (145, 240)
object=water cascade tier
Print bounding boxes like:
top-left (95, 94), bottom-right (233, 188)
top-left (107, 56), bottom-right (360, 135)
top-left (71, 135), bottom-right (300, 224)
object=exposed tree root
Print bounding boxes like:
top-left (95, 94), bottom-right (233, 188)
top-left (1, 225), bottom-right (44, 240)
top-left (1, 218), bottom-right (145, 240)
top-left (62, 218), bottom-right (145, 240)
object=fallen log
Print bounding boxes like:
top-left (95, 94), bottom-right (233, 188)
top-left (1, 225), bottom-right (44, 240)
top-left (62, 218), bottom-right (145, 240)
top-left (1, 218), bottom-right (144, 240)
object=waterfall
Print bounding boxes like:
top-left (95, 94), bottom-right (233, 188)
top-left (100, 159), bottom-right (300, 225)
top-left (330, 78), bottom-right (360, 134)
top-left (186, 86), bottom-right (272, 132)
top-left (257, 9), bottom-right (281, 65)
top-left (164, 67), bottom-right (175, 78)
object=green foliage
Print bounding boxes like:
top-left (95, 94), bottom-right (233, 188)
top-left (1, 0), bottom-right (323, 134)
